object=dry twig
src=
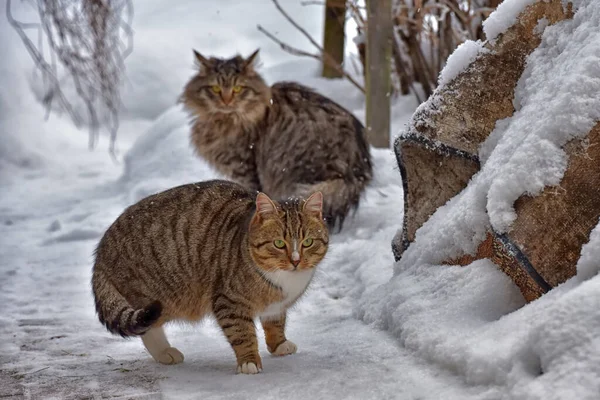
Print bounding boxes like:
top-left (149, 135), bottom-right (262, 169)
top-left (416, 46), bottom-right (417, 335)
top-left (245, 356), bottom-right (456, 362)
top-left (259, 0), bottom-right (365, 93)
top-left (257, 25), bottom-right (364, 93)
top-left (6, 0), bottom-right (134, 157)
top-left (348, 0), bottom-right (499, 100)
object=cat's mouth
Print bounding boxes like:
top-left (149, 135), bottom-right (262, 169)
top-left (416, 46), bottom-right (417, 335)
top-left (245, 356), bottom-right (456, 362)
top-left (275, 263), bottom-right (299, 272)
top-left (286, 263), bottom-right (314, 272)
top-left (216, 107), bottom-right (237, 114)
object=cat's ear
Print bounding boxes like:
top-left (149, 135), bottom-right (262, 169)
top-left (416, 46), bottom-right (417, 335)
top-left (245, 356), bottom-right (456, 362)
top-left (256, 192), bottom-right (277, 215)
top-left (303, 192), bottom-right (323, 218)
top-left (242, 49), bottom-right (260, 72)
top-left (193, 49), bottom-right (211, 69)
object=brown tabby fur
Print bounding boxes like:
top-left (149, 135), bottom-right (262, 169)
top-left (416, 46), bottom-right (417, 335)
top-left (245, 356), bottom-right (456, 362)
top-left (92, 180), bottom-right (328, 374)
top-left (181, 49), bottom-right (372, 230)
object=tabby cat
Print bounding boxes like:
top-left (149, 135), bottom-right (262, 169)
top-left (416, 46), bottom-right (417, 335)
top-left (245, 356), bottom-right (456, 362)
top-left (181, 49), bottom-right (372, 230)
top-left (92, 180), bottom-right (328, 374)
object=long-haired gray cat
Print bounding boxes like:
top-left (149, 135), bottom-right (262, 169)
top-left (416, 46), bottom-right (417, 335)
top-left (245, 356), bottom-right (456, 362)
top-left (180, 49), bottom-right (372, 230)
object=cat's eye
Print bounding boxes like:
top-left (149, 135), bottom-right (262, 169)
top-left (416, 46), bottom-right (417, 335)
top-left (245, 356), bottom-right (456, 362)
top-left (302, 238), bottom-right (314, 247)
top-left (274, 239), bottom-right (286, 249)
top-left (211, 85), bottom-right (221, 93)
top-left (232, 85), bottom-right (242, 93)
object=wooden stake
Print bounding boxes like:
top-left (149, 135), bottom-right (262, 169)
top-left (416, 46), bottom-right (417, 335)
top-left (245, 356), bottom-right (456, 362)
top-left (366, 0), bottom-right (392, 148)
top-left (321, 0), bottom-right (346, 78)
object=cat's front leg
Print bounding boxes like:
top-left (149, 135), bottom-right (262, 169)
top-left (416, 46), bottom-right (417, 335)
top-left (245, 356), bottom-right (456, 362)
top-left (213, 295), bottom-right (262, 374)
top-left (261, 313), bottom-right (297, 356)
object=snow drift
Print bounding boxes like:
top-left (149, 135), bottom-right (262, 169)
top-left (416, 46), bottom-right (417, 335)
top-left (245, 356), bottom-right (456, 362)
top-left (2, 0), bottom-right (599, 398)
top-left (359, 0), bottom-right (600, 398)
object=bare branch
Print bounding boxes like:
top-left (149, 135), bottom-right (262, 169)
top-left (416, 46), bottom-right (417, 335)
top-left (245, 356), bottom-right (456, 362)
top-left (300, 0), bottom-right (349, 9)
top-left (347, 0), bottom-right (500, 102)
top-left (262, 0), bottom-right (364, 93)
top-left (257, 24), bottom-right (365, 94)
top-left (257, 25), bottom-right (317, 59)
top-left (271, 0), bottom-right (324, 51)
top-left (6, 0), bottom-right (83, 127)
top-left (7, 0), bottom-right (134, 156)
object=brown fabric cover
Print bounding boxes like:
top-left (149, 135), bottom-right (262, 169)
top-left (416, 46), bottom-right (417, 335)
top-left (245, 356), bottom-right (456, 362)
top-left (393, 0), bottom-right (574, 262)
top-left (444, 123), bottom-right (600, 302)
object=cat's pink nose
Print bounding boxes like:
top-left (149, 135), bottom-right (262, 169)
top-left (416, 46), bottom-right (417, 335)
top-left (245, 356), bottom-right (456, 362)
top-left (221, 91), bottom-right (233, 105)
top-left (291, 250), bottom-right (300, 268)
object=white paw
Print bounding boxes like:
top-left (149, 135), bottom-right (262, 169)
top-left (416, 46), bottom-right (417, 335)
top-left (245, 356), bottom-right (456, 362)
top-left (273, 340), bottom-right (297, 356)
top-left (155, 347), bottom-right (184, 365)
top-left (237, 362), bottom-right (262, 375)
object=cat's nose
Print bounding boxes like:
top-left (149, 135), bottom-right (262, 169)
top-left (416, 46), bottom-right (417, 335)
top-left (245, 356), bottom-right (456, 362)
top-left (221, 90), bottom-right (233, 105)
top-left (291, 250), bottom-right (300, 268)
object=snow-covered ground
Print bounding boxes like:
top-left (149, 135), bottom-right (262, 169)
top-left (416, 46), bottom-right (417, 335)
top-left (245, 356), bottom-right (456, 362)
top-left (0, 1), bottom-right (437, 398)
top-left (359, 1), bottom-right (600, 400)
top-left (2, 0), bottom-right (599, 399)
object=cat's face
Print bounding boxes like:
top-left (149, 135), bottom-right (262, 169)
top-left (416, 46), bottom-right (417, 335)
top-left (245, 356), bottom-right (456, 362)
top-left (248, 192), bottom-right (329, 273)
top-left (181, 49), bottom-right (271, 122)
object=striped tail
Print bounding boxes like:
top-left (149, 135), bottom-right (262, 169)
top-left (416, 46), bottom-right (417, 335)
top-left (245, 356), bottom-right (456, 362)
top-left (91, 270), bottom-right (162, 337)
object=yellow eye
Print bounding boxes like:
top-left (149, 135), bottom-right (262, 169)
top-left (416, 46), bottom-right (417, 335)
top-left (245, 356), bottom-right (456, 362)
top-left (232, 85), bottom-right (242, 93)
top-left (211, 85), bottom-right (221, 93)
top-left (302, 238), bottom-right (313, 247)
top-left (274, 239), bottom-right (286, 249)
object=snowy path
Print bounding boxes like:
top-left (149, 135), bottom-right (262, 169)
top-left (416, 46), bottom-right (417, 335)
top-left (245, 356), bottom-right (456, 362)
top-left (3, 0), bottom-right (600, 398)
top-left (0, 136), bottom-right (483, 399)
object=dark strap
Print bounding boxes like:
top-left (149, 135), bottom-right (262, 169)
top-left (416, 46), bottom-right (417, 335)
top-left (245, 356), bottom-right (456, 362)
top-left (495, 233), bottom-right (553, 293)
top-left (397, 132), bottom-right (481, 164)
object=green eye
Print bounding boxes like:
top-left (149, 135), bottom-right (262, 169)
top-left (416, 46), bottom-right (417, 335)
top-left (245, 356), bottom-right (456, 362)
top-left (211, 85), bottom-right (221, 93)
top-left (302, 238), bottom-right (313, 247)
top-left (232, 85), bottom-right (242, 93)
top-left (274, 239), bottom-right (286, 249)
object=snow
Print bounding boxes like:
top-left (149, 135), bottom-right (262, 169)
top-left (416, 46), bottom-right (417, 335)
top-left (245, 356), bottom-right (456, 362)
top-left (437, 40), bottom-right (488, 88)
top-left (483, 0), bottom-right (537, 42)
top-left (359, 1), bottom-right (600, 399)
top-left (486, 0), bottom-right (600, 232)
top-left (0, 1), bottom-right (437, 399)
top-left (0, 14), bottom-right (48, 182)
top-left (0, 110), bottom-right (471, 397)
top-left (576, 223), bottom-right (600, 281)
top-left (534, 17), bottom-right (550, 35)
top-left (2, 0), bottom-right (600, 399)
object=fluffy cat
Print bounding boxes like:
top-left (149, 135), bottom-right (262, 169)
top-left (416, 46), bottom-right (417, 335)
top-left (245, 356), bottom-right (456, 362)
top-left (92, 180), bottom-right (328, 374)
top-left (180, 49), bottom-right (372, 230)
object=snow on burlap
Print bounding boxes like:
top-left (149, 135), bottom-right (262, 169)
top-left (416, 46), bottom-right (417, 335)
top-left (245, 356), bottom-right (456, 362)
top-left (359, 1), bottom-right (600, 399)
